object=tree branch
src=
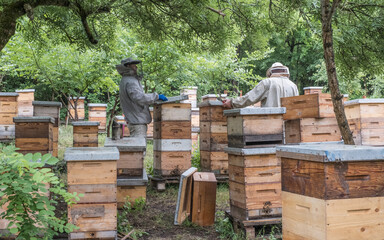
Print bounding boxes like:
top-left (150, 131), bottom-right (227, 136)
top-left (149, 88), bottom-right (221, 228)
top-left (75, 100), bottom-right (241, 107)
top-left (206, 7), bottom-right (226, 17)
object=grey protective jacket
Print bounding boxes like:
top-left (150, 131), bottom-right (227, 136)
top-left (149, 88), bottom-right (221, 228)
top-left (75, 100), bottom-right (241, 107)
top-left (232, 76), bottom-right (299, 108)
top-left (117, 64), bottom-right (158, 124)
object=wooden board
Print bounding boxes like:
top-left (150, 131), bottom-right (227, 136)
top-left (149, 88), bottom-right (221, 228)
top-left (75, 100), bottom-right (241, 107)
top-left (15, 122), bottom-right (53, 139)
top-left (153, 103), bottom-right (191, 122)
top-left (68, 184), bottom-right (117, 204)
top-left (117, 152), bottom-right (144, 176)
top-left (69, 231), bottom-right (116, 240)
top-left (0, 125), bottom-right (15, 139)
top-left (73, 143), bottom-right (98, 147)
top-left (73, 125), bottom-right (99, 134)
top-left (67, 161), bottom-right (117, 185)
top-left (285, 117), bottom-right (341, 144)
top-left (117, 185), bottom-right (146, 209)
top-left (0, 96), bottom-right (18, 102)
top-left (15, 138), bottom-right (53, 151)
top-left (199, 106), bottom-right (226, 122)
top-left (304, 88), bottom-right (323, 95)
top-left (281, 93), bottom-right (334, 120)
top-left (0, 113), bottom-right (17, 125)
top-left (174, 167), bottom-right (198, 225)
top-left (228, 164), bottom-right (280, 185)
top-left (153, 121), bottom-right (191, 139)
top-left (228, 153), bottom-right (279, 168)
top-left (153, 139), bottom-right (192, 152)
top-left (33, 106), bottom-right (60, 118)
top-left (200, 121), bottom-right (227, 133)
top-left (191, 172), bottom-right (217, 226)
top-left (228, 134), bottom-right (283, 148)
top-left (345, 101), bottom-right (384, 119)
top-left (88, 111), bottom-right (106, 118)
top-left (153, 151), bottom-right (191, 177)
top-left (281, 158), bottom-right (384, 200)
top-left (227, 115), bottom-right (284, 136)
top-left (230, 204), bottom-right (282, 221)
top-left (73, 133), bottom-right (98, 144)
top-left (68, 203), bottom-right (117, 232)
top-left (200, 151), bottom-right (228, 174)
top-left (0, 102), bottom-right (18, 113)
top-left (199, 132), bottom-right (227, 151)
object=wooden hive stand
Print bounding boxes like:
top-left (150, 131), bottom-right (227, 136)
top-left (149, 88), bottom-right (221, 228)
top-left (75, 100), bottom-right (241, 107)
top-left (72, 121), bottom-right (99, 147)
top-left (65, 147), bottom-right (119, 240)
top-left (13, 116), bottom-right (54, 155)
top-left (88, 103), bottom-right (107, 133)
top-left (198, 98), bottom-right (229, 179)
top-left (15, 89), bottom-right (34, 117)
top-left (277, 143), bottom-right (384, 240)
top-left (344, 99), bottom-right (384, 146)
top-left (0, 92), bottom-right (18, 142)
top-left (32, 101), bottom-right (62, 157)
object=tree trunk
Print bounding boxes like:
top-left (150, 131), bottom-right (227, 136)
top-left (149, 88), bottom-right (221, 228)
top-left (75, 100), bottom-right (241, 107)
top-left (321, 0), bottom-right (355, 145)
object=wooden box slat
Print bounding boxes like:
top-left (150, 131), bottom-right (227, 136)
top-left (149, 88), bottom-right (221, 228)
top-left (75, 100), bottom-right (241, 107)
top-left (0, 113), bottom-right (17, 124)
top-left (199, 106), bottom-right (226, 122)
top-left (228, 153), bottom-right (279, 168)
top-left (200, 151), bottom-right (228, 174)
top-left (227, 115), bottom-right (284, 136)
top-left (345, 100), bottom-right (384, 119)
top-left (73, 133), bottom-right (98, 143)
top-left (15, 138), bottom-right (53, 151)
top-left (15, 122), bottom-right (53, 139)
top-left (67, 161), bottom-right (117, 185)
top-left (73, 125), bottom-right (99, 134)
top-left (200, 121), bottom-right (227, 133)
top-left (0, 102), bottom-right (18, 113)
top-left (153, 151), bottom-right (191, 176)
top-left (153, 121), bottom-right (191, 139)
top-left (0, 125), bottom-right (15, 139)
top-left (153, 103), bottom-right (191, 122)
top-left (117, 185), bottom-right (146, 209)
top-left (199, 132), bottom-right (227, 151)
top-left (68, 184), bottom-right (117, 204)
top-left (228, 164), bottom-right (280, 185)
top-left (0, 96), bottom-right (18, 102)
top-left (117, 151), bottom-right (144, 177)
top-left (281, 93), bottom-right (334, 120)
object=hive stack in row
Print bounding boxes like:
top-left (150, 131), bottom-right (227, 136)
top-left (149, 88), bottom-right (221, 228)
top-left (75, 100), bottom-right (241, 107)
top-left (153, 101), bottom-right (191, 177)
top-left (303, 86), bottom-right (323, 95)
top-left (14, 116), bottom-right (54, 155)
top-left (33, 101), bottom-right (62, 157)
top-left (68, 96), bottom-right (85, 121)
top-left (88, 103), bottom-right (107, 133)
top-left (16, 89), bottom-right (34, 117)
top-left (344, 99), bottom-right (384, 145)
top-left (180, 86), bottom-right (197, 108)
top-left (104, 137), bottom-right (147, 208)
top-left (278, 144), bottom-right (384, 239)
top-left (191, 107), bottom-right (199, 152)
top-left (72, 122), bottom-right (99, 147)
top-left (224, 108), bottom-right (285, 229)
top-left (0, 93), bottom-right (18, 141)
top-left (198, 98), bottom-right (228, 176)
top-left (115, 108), bottom-right (154, 138)
top-left (282, 93), bottom-right (341, 144)
top-left (65, 147), bottom-right (119, 240)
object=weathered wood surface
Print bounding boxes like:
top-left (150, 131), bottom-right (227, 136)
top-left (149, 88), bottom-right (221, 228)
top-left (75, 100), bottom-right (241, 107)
top-left (15, 122), bottom-right (53, 139)
top-left (0, 113), bottom-right (17, 124)
top-left (344, 99), bottom-right (384, 119)
top-left (0, 101), bottom-right (17, 113)
top-left (200, 151), bottom-right (228, 174)
top-left (73, 125), bottom-right (99, 134)
top-left (153, 139), bottom-right (191, 151)
top-left (303, 86), bottom-right (323, 95)
top-left (228, 134), bottom-right (283, 148)
top-left (191, 172), bottom-right (217, 226)
top-left (117, 152), bottom-right (144, 176)
top-left (227, 115), bottom-right (284, 136)
top-left (348, 118), bottom-right (384, 145)
top-left (174, 167), bottom-right (197, 225)
top-left (230, 204), bottom-right (282, 222)
top-left (153, 103), bottom-right (191, 122)
top-left (228, 165), bottom-right (280, 185)
top-left (67, 161), bottom-right (117, 185)
top-left (228, 153), bottom-right (279, 168)
top-left (68, 184), bottom-right (117, 204)
top-left (281, 158), bottom-right (384, 199)
top-left (69, 230), bottom-right (116, 240)
top-left (200, 132), bottom-right (227, 151)
top-left (117, 185), bottom-right (146, 209)
top-left (199, 106), bottom-right (226, 122)
top-left (15, 138), bottom-right (53, 151)
top-left (73, 133), bottom-right (98, 143)
top-left (153, 151), bottom-right (191, 176)
top-left (200, 121), bottom-right (227, 133)
top-left (0, 125), bottom-right (15, 139)
top-left (281, 93), bottom-right (334, 120)
top-left (285, 117), bottom-right (341, 143)
top-left (153, 121), bottom-right (191, 139)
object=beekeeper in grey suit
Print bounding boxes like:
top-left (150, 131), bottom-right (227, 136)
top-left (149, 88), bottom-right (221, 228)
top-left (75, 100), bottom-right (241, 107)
top-left (223, 62), bottom-right (298, 108)
top-left (117, 57), bottom-right (168, 137)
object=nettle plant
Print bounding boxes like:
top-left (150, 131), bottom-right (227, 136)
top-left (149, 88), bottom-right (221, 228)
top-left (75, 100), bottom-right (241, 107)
top-left (0, 145), bottom-right (81, 240)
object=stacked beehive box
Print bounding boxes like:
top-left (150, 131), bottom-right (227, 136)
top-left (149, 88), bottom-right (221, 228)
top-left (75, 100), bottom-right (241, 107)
top-left (72, 121), bottom-right (99, 147)
top-left (88, 103), bottom-right (107, 133)
top-left (65, 147), bottom-right (119, 240)
top-left (147, 107), bottom-right (154, 138)
top-left (153, 101), bottom-right (191, 177)
top-left (104, 137), bottom-right (147, 208)
top-left (13, 116), bottom-right (54, 155)
top-left (282, 93), bottom-right (341, 144)
top-left (191, 107), bottom-right (199, 152)
top-left (303, 86), bottom-right (323, 95)
top-left (0, 93), bottom-right (18, 141)
top-left (224, 108), bottom-right (285, 225)
top-left (114, 115), bottom-right (128, 137)
top-left (33, 101), bottom-right (62, 157)
top-left (344, 99), bottom-right (384, 145)
top-left (277, 144), bottom-right (384, 240)
top-left (68, 96), bottom-right (85, 120)
top-left (180, 86), bottom-right (197, 108)
top-left (198, 99), bottom-right (228, 175)
top-left (16, 89), bottom-right (34, 116)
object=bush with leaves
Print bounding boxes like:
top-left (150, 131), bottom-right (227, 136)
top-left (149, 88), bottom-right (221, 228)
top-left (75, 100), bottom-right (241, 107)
top-left (0, 145), bottom-right (80, 239)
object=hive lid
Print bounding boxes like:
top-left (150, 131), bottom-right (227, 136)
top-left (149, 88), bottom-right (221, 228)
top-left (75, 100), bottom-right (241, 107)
top-left (0, 92), bottom-right (18, 97)
top-left (197, 100), bottom-right (223, 108)
top-left (104, 137), bottom-right (146, 151)
top-left (303, 86), bottom-right (324, 90)
top-left (117, 169), bottom-right (148, 186)
top-left (276, 144), bottom-right (384, 162)
top-left (344, 98), bottom-right (384, 106)
top-left (13, 116), bottom-right (55, 124)
top-left (193, 172), bottom-right (217, 182)
top-left (181, 86), bottom-right (198, 90)
top-left (223, 107), bottom-right (286, 116)
top-left (191, 107), bottom-right (199, 111)
top-left (225, 147), bottom-right (276, 155)
top-left (64, 147), bottom-right (119, 161)
top-left (32, 101), bottom-right (62, 107)
top-left (16, 89), bottom-right (35, 93)
top-left (114, 115), bottom-right (125, 120)
top-left (69, 96), bottom-right (86, 100)
top-left (155, 95), bottom-right (188, 105)
top-left (201, 94), bottom-right (227, 99)
top-left (88, 103), bottom-right (107, 107)
top-left (71, 121), bottom-right (100, 126)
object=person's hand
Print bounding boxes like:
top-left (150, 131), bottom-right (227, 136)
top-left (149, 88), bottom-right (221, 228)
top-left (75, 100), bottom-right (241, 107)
top-left (159, 94), bottom-right (168, 101)
top-left (222, 99), bottom-right (232, 109)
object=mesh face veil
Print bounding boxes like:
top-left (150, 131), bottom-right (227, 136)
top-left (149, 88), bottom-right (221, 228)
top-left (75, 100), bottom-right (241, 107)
top-left (266, 62), bottom-right (290, 77)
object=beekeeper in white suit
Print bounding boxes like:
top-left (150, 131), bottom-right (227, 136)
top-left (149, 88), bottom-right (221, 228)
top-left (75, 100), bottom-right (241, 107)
top-left (223, 62), bottom-right (299, 108)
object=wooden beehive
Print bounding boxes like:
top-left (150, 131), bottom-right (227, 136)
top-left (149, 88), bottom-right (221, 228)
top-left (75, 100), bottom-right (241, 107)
top-left (191, 129), bottom-right (199, 153)
top-left (153, 103), bottom-right (191, 122)
top-left (201, 94), bottom-right (227, 102)
top-left (281, 93), bottom-right (334, 120)
top-left (180, 86), bottom-right (197, 108)
top-left (88, 103), bottom-right (107, 133)
top-left (104, 137), bottom-right (146, 177)
top-left (64, 147), bottom-right (119, 240)
top-left (68, 96), bottom-right (85, 120)
top-left (344, 99), bottom-right (384, 145)
top-left (14, 116), bottom-right (54, 154)
top-left (72, 121), bottom-right (99, 147)
top-left (0, 92), bottom-right (18, 141)
top-left (284, 117), bottom-right (341, 144)
top-left (191, 108), bottom-right (199, 129)
top-left (277, 144), bottom-right (384, 240)
top-left (116, 169), bottom-right (148, 209)
top-left (147, 107), bottom-right (154, 139)
top-left (33, 101), bottom-right (62, 157)
top-left (191, 172), bottom-right (217, 226)
top-left (303, 86), bottom-right (323, 95)
top-left (224, 108), bottom-right (285, 148)
top-left (16, 89), bottom-right (34, 117)
top-left (154, 121), bottom-right (191, 139)
top-left (226, 147), bottom-right (282, 221)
